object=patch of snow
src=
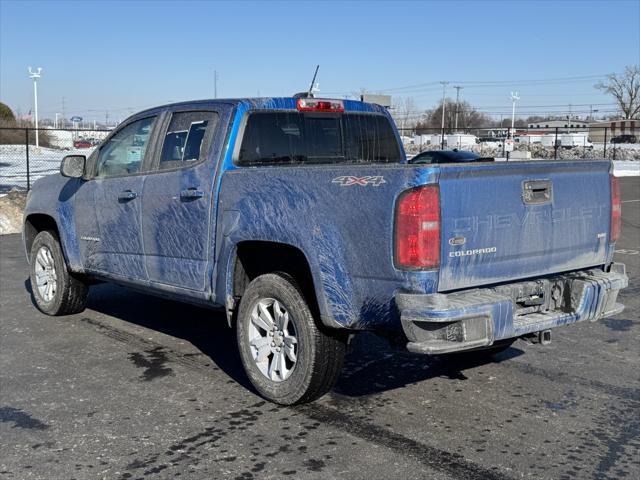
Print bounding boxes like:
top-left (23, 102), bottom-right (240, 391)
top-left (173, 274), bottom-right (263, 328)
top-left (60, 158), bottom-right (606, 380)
top-left (0, 144), bottom-right (96, 192)
top-left (613, 160), bottom-right (640, 177)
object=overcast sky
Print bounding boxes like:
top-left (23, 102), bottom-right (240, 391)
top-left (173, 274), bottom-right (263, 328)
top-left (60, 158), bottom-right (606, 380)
top-left (1, 0), bottom-right (638, 122)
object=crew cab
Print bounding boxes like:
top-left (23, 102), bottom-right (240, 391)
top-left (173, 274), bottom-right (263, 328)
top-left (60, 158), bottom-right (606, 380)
top-left (23, 97), bottom-right (628, 404)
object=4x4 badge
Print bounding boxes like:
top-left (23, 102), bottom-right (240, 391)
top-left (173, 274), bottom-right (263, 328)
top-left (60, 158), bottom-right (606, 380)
top-left (332, 176), bottom-right (386, 187)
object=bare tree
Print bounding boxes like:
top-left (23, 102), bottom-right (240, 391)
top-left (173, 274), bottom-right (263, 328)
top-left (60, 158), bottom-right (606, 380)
top-left (391, 96), bottom-right (417, 133)
top-left (595, 65), bottom-right (640, 119)
top-left (415, 100), bottom-right (492, 132)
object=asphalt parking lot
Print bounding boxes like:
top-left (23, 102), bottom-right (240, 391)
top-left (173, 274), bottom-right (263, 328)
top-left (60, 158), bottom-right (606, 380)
top-left (1, 177), bottom-right (638, 480)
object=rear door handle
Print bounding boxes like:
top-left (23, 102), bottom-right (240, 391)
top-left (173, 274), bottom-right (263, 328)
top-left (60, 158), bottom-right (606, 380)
top-left (180, 188), bottom-right (204, 200)
top-left (118, 190), bottom-right (137, 201)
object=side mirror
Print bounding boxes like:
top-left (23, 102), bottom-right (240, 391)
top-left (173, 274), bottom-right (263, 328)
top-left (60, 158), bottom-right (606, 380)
top-left (60, 155), bottom-right (86, 178)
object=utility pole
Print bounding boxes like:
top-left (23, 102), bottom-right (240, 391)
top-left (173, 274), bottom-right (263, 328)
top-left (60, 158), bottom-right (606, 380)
top-left (28, 67), bottom-right (42, 147)
top-left (440, 81), bottom-right (449, 149)
top-left (61, 97), bottom-right (66, 128)
top-left (105, 110), bottom-right (109, 127)
top-left (55, 113), bottom-right (60, 129)
top-left (454, 85), bottom-right (463, 131)
top-left (510, 91), bottom-right (520, 137)
top-left (214, 70), bottom-right (218, 99)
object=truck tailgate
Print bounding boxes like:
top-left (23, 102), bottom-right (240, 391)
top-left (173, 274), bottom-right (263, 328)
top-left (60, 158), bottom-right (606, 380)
top-left (438, 160), bottom-right (612, 291)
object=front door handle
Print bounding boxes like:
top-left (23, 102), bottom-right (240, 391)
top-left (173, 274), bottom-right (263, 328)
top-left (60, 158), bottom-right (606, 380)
top-left (118, 190), bottom-right (137, 201)
top-left (180, 188), bottom-right (204, 200)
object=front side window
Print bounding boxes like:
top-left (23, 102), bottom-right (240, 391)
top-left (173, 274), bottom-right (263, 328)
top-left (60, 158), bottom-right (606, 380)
top-left (237, 112), bottom-right (401, 165)
top-left (159, 111), bottom-right (217, 169)
top-left (96, 117), bottom-right (156, 177)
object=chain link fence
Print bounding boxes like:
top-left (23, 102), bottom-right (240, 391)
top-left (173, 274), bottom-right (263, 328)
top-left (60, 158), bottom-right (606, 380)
top-left (1, 125), bottom-right (639, 193)
top-left (0, 127), bottom-right (110, 193)
top-left (397, 126), bottom-right (640, 161)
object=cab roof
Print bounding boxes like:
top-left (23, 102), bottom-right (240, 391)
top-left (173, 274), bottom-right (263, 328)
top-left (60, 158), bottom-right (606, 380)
top-left (136, 97), bottom-right (388, 117)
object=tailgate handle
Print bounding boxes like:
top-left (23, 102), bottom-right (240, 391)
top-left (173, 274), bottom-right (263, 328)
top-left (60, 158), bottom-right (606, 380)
top-left (522, 180), bottom-right (552, 205)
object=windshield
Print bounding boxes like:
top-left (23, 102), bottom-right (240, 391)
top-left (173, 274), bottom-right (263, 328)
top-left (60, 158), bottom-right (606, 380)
top-left (237, 112), bottom-right (401, 165)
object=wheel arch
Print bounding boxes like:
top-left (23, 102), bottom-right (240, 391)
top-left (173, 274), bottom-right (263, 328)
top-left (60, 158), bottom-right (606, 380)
top-left (24, 214), bottom-right (61, 262)
top-left (226, 240), bottom-right (326, 328)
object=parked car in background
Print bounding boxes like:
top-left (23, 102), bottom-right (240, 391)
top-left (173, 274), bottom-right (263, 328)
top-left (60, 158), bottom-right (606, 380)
top-left (611, 134), bottom-right (637, 144)
top-left (560, 133), bottom-right (593, 149)
top-left (409, 149), bottom-right (494, 163)
top-left (476, 136), bottom-right (504, 148)
top-left (73, 139), bottom-right (93, 149)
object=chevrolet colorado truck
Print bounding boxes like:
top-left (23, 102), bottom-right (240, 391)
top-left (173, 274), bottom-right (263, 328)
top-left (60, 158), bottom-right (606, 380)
top-left (23, 97), bottom-right (628, 404)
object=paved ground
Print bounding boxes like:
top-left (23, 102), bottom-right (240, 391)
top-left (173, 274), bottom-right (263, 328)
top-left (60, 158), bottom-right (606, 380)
top-left (1, 178), bottom-right (638, 480)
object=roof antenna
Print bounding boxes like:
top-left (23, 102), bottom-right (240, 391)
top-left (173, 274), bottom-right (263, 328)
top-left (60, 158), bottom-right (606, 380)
top-left (293, 65), bottom-right (320, 98)
top-left (307, 65), bottom-right (319, 97)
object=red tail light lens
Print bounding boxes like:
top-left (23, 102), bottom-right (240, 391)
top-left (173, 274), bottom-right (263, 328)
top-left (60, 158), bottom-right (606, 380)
top-left (296, 98), bottom-right (344, 112)
top-left (610, 175), bottom-right (621, 243)
top-left (395, 185), bottom-right (440, 270)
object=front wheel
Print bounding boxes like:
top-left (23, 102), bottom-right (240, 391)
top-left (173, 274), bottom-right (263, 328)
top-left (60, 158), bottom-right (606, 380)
top-left (29, 230), bottom-right (88, 316)
top-left (236, 272), bottom-right (346, 405)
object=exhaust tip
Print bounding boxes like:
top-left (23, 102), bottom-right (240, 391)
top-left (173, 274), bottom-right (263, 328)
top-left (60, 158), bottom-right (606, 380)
top-left (539, 330), bottom-right (552, 345)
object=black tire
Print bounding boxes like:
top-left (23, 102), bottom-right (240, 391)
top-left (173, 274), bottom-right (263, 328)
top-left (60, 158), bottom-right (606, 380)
top-left (236, 272), bottom-right (346, 405)
top-left (29, 230), bottom-right (88, 316)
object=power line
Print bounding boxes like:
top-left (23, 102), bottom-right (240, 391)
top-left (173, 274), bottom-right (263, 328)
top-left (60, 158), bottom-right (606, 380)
top-left (366, 73), bottom-right (611, 95)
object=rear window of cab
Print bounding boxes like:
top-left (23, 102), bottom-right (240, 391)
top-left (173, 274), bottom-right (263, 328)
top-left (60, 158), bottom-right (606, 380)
top-left (236, 111), bottom-right (401, 165)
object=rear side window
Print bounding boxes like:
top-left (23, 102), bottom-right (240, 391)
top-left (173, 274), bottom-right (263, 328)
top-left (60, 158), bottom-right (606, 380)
top-left (159, 111), bottom-right (218, 169)
top-left (237, 112), bottom-right (401, 165)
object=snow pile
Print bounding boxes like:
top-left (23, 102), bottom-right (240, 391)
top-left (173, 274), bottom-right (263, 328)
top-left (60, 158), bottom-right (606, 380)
top-left (0, 188), bottom-right (27, 235)
top-left (405, 141), bottom-right (640, 161)
top-left (613, 161), bottom-right (640, 177)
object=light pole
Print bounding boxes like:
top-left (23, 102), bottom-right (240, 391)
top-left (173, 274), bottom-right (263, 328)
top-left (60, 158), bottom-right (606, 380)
top-left (510, 91), bottom-right (520, 138)
top-left (28, 67), bottom-right (42, 147)
top-left (440, 81), bottom-right (449, 149)
top-left (454, 85), bottom-right (463, 131)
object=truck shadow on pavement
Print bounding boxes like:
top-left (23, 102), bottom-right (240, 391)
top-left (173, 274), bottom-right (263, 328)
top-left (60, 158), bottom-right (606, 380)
top-left (25, 279), bottom-right (525, 398)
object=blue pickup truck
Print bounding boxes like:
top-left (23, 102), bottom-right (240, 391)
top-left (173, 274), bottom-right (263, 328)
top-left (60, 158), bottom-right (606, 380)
top-left (23, 97), bottom-right (628, 404)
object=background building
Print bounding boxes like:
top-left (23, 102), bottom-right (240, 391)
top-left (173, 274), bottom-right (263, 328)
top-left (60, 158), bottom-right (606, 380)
top-left (588, 119), bottom-right (638, 142)
top-left (527, 119), bottom-right (589, 131)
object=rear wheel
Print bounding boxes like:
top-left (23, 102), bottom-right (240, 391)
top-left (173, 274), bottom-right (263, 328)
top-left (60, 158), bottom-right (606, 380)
top-left (236, 272), bottom-right (346, 405)
top-left (29, 230), bottom-right (88, 315)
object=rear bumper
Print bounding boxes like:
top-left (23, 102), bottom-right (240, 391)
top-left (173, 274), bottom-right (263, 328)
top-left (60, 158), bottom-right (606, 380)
top-left (397, 263), bottom-right (628, 354)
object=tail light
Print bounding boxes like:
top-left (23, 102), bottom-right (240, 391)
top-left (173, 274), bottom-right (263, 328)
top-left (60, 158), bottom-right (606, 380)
top-left (297, 98), bottom-right (344, 112)
top-left (610, 175), bottom-right (621, 243)
top-left (395, 185), bottom-right (440, 270)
